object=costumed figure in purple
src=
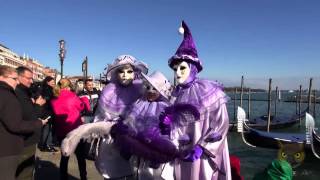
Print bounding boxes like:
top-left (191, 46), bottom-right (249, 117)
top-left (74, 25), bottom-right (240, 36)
top-left (118, 71), bottom-right (173, 180)
top-left (111, 70), bottom-right (204, 180)
top-left (61, 55), bottom-right (148, 179)
top-left (94, 54), bottom-right (149, 179)
top-left (161, 21), bottom-right (231, 180)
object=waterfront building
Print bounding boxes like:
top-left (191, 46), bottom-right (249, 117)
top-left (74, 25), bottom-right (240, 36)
top-left (0, 43), bottom-right (56, 82)
top-left (25, 57), bottom-right (45, 81)
top-left (0, 44), bottom-right (26, 68)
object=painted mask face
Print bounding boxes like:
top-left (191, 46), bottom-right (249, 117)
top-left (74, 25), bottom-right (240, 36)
top-left (145, 84), bottom-right (160, 102)
top-left (116, 65), bottom-right (134, 86)
top-left (173, 61), bottom-right (191, 84)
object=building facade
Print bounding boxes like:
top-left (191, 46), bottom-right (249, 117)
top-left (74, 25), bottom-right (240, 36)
top-left (0, 44), bottom-right (26, 68)
top-left (24, 57), bottom-right (46, 81)
top-left (43, 67), bottom-right (57, 79)
top-left (0, 43), bottom-right (57, 82)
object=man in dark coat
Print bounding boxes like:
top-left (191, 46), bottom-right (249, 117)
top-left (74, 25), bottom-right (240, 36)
top-left (15, 66), bottom-right (46, 180)
top-left (0, 65), bottom-right (47, 180)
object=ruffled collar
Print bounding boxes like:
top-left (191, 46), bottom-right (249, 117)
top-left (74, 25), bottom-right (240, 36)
top-left (175, 78), bottom-right (196, 90)
top-left (172, 78), bottom-right (228, 111)
top-left (97, 80), bottom-right (144, 114)
top-left (129, 99), bottom-right (171, 132)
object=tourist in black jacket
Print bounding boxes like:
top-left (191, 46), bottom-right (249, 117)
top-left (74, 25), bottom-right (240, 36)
top-left (0, 65), bottom-right (47, 180)
top-left (37, 76), bottom-right (58, 152)
top-left (15, 66), bottom-right (46, 180)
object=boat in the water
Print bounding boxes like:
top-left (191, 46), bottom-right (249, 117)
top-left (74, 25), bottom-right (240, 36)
top-left (229, 109), bottom-right (305, 131)
top-left (306, 115), bottom-right (320, 159)
top-left (236, 107), bottom-right (312, 150)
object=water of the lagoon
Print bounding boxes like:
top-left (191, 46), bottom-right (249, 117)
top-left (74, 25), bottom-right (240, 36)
top-left (226, 92), bottom-right (320, 180)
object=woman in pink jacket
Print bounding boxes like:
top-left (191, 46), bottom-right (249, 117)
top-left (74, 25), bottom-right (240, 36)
top-left (51, 78), bottom-right (90, 180)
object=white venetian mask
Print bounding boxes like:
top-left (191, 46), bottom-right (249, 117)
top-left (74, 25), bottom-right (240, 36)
top-left (173, 61), bottom-right (191, 85)
top-left (116, 65), bottom-right (134, 86)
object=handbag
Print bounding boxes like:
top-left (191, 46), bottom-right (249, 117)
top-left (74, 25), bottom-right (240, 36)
top-left (84, 137), bottom-right (102, 161)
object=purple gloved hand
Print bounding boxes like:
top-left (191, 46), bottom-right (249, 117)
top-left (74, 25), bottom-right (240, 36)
top-left (159, 113), bottom-right (173, 135)
top-left (159, 112), bottom-right (173, 125)
top-left (182, 145), bottom-right (203, 162)
top-left (163, 114), bottom-right (173, 125)
top-left (204, 132), bottom-right (222, 143)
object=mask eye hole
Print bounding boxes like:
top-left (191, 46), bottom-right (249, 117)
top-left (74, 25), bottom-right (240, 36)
top-left (146, 85), bottom-right (156, 91)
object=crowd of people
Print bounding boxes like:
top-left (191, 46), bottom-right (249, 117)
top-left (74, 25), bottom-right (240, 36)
top-left (0, 65), bottom-right (101, 180)
top-left (0, 21), bottom-right (294, 180)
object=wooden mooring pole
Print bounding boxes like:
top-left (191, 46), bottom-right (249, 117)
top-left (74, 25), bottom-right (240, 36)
top-left (275, 86), bottom-right (278, 118)
top-left (248, 88), bottom-right (251, 120)
top-left (234, 88), bottom-right (237, 121)
top-left (267, 78), bottom-right (272, 132)
top-left (299, 85), bottom-right (302, 126)
top-left (308, 78), bottom-right (313, 113)
top-left (240, 76), bottom-right (244, 108)
top-left (313, 90), bottom-right (316, 118)
top-left (295, 90), bottom-right (298, 114)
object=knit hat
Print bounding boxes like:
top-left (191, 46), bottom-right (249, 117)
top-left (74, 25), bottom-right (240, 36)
top-left (168, 21), bottom-right (203, 72)
top-left (141, 71), bottom-right (171, 100)
top-left (106, 55), bottom-right (148, 81)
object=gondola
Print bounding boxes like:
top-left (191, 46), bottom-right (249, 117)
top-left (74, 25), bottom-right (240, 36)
top-left (307, 115), bottom-right (320, 159)
top-left (236, 107), bottom-right (312, 150)
top-left (229, 109), bottom-right (305, 131)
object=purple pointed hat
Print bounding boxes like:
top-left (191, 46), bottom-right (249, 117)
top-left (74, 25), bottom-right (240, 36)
top-left (168, 21), bottom-right (203, 72)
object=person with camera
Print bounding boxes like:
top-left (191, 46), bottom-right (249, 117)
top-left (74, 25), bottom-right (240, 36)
top-left (15, 66), bottom-right (47, 180)
top-left (37, 76), bottom-right (58, 152)
top-left (0, 65), bottom-right (48, 180)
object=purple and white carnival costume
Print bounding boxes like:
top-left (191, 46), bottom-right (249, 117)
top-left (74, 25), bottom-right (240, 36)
top-left (126, 71), bottom-right (172, 180)
top-left (162, 21), bottom-right (231, 180)
top-left (92, 55), bottom-right (148, 178)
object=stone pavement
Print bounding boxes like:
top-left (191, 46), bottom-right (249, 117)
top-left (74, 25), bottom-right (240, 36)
top-left (34, 147), bottom-right (103, 180)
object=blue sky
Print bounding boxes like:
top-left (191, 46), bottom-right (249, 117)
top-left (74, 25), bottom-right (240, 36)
top-left (1, 0), bottom-right (320, 89)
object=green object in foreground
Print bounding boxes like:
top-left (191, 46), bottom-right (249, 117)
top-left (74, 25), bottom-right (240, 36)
top-left (253, 159), bottom-right (293, 180)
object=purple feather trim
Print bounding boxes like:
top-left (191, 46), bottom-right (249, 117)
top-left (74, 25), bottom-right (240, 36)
top-left (170, 103), bottom-right (200, 120)
top-left (162, 103), bottom-right (200, 126)
top-left (171, 54), bottom-right (200, 62)
top-left (113, 134), bottom-right (178, 163)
